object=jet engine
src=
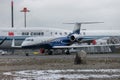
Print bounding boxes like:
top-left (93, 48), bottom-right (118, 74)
top-left (69, 34), bottom-right (80, 42)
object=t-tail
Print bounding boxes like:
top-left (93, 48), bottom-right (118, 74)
top-left (64, 22), bottom-right (104, 34)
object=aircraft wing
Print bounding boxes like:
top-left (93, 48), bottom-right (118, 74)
top-left (77, 36), bottom-right (107, 41)
top-left (53, 44), bottom-right (120, 49)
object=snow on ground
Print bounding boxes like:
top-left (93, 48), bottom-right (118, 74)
top-left (3, 69), bottom-right (120, 80)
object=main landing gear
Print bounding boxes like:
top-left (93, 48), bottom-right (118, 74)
top-left (65, 49), bottom-right (70, 55)
top-left (48, 50), bottom-right (53, 55)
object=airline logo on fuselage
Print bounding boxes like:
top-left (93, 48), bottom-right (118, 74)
top-left (8, 32), bottom-right (14, 36)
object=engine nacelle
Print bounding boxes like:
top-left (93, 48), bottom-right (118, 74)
top-left (69, 34), bottom-right (80, 42)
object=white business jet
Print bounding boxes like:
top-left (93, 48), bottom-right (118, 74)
top-left (14, 22), bottom-right (120, 55)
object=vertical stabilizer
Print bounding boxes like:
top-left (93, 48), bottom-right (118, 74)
top-left (73, 23), bottom-right (81, 34)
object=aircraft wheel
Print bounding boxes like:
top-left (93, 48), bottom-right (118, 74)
top-left (25, 53), bottom-right (29, 56)
top-left (65, 50), bottom-right (70, 55)
top-left (48, 50), bottom-right (53, 55)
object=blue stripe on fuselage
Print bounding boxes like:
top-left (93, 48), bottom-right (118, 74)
top-left (0, 36), bottom-right (29, 41)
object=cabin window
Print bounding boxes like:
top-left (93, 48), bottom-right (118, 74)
top-left (41, 32), bottom-right (44, 35)
top-left (55, 32), bottom-right (57, 35)
top-left (83, 32), bottom-right (86, 35)
top-left (51, 32), bottom-right (52, 35)
top-left (59, 32), bottom-right (62, 35)
top-left (64, 32), bottom-right (67, 35)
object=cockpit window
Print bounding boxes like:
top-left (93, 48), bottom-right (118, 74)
top-left (26, 39), bottom-right (34, 41)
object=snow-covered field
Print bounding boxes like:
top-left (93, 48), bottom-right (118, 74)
top-left (3, 69), bottom-right (120, 80)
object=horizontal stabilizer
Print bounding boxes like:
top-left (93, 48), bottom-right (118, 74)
top-left (63, 22), bottom-right (104, 24)
top-left (64, 22), bottom-right (104, 34)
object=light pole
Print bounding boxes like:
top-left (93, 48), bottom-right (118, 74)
top-left (11, 0), bottom-right (14, 28)
top-left (20, 7), bottom-right (30, 28)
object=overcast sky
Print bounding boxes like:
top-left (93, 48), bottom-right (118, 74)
top-left (0, 0), bottom-right (120, 30)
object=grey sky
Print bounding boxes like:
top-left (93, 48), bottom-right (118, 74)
top-left (0, 0), bottom-right (120, 30)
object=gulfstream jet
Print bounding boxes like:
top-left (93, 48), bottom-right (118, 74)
top-left (11, 22), bottom-right (120, 55)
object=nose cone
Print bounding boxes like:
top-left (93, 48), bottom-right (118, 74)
top-left (21, 37), bottom-right (41, 49)
top-left (21, 41), bottom-right (36, 49)
top-left (21, 37), bottom-right (35, 48)
top-left (21, 41), bottom-right (30, 47)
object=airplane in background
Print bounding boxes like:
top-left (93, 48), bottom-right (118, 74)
top-left (11, 22), bottom-right (120, 55)
top-left (0, 27), bottom-right (70, 49)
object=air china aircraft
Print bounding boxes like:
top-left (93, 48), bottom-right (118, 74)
top-left (0, 27), bottom-right (70, 49)
top-left (11, 22), bottom-right (120, 55)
